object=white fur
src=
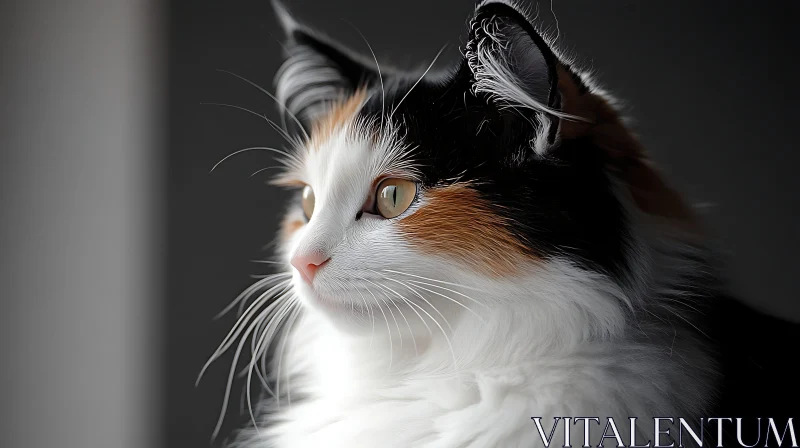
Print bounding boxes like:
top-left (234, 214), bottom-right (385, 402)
top-left (228, 110), bottom-right (715, 447)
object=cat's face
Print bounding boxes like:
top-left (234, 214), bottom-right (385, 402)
top-left (273, 0), bottom-right (695, 336)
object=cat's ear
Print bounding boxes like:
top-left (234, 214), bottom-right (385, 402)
top-left (272, 0), bottom-right (379, 131)
top-left (465, 1), bottom-right (699, 230)
top-left (464, 0), bottom-right (600, 153)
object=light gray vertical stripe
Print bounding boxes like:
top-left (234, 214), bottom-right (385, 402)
top-left (0, 1), bottom-right (162, 447)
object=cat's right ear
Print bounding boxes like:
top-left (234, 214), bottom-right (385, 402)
top-left (272, 0), bottom-right (380, 132)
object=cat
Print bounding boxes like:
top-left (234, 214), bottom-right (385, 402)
top-left (204, 1), bottom-right (765, 447)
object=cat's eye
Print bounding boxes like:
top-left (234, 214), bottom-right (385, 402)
top-left (376, 178), bottom-right (416, 219)
top-left (301, 185), bottom-right (315, 220)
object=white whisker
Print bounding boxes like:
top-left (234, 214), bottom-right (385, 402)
top-left (378, 288), bottom-right (404, 351)
top-left (370, 280), bottom-right (433, 337)
top-left (197, 281), bottom-right (292, 386)
top-left (348, 24), bottom-right (386, 132)
top-left (390, 44), bottom-right (447, 119)
top-left (362, 286), bottom-right (377, 348)
top-left (249, 166), bottom-right (282, 178)
top-left (382, 269), bottom-right (486, 292)
top-left (404, 279), bottom-right (489, 310)
top-left (362, 279), bottom-right (394, 371)
top-left (210, 312), bottom-right (259, 440)
top-left (209, 146), bottom-right (301, 174)
top-left (200, 102), bottom-right (299, 147)
top-left (397, 281), bottom-right (458, 369)
top-left (405, 281), bottom-right (487, 324)
top-left (215, 273), bottom-right (291, 319)
top-left (276, 300), bottom-right (302, 407)
top-left (384, 277), bottom-right (453, 333)
top-left (383, 288), bottom-right (418, 356)
top-left (217, 69), bottom-right (311, 141)
top-left (283, 305), bottom-right (302, 406)
top-left (377, 276), bottom-right (458, 369)
top-left (246, 298), bottom-right (295, 433)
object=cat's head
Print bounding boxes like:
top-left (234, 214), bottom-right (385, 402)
top-left (271, 0), bottom-right (696, 338)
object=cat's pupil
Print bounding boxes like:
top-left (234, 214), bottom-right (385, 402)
top-left (391, 186), bottom-right (397, 206)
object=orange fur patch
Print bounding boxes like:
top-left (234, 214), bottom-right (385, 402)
top-left (308, 89), bottom-right (367, 150)
top-left (398, 184), bottom-right (534, 277)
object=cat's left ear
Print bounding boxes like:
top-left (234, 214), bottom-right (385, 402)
top-left (272, 0), bottom-right (381, 131)
top-left (464, 0), bottom-right (602, 153)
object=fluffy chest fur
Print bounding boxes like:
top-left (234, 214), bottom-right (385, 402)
top-left (249, 262), bottom-right (714, 448)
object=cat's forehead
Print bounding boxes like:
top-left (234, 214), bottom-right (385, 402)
top-left (297, 90), bottom-right (421, 190)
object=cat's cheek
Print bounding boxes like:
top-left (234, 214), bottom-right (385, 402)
top-left (397, 184), bottom-right (536, 278)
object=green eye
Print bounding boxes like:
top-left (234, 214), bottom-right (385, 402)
top-left (301, 185), bottom-right (315, 220)
top-left (376, 178), bottom-right (416, 218)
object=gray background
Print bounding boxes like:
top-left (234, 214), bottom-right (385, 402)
top-left (1, 1), bottom-right (798, 448)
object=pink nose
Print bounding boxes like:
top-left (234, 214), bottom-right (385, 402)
top-left (290, 252), bottom-right (330, 284)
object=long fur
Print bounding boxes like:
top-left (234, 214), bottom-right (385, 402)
top-left (210, 2), bottom-right (724, 447)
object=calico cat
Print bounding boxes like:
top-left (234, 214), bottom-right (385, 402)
top-left (204, 1), bottom-right (796, 447)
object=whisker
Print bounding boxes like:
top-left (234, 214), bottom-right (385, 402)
top-left (283, 305), bottom-right (302, 406)
top-left (382, 269), bottom-right (486, 292)
top-left (404, 279), bottom-right (489, 310)
top-left (245, 306), bottom-right (285, 433)
top-left (249, 166), bottom-right (283, 178)
top-left (220, 280), bottom-right (291, 349)
top-left (395, 280), bottom-right (458, 369)
top-left (276, 300), bottom-right (302, 407)
top-left (247, 297), bottom-right (296, 426)
top-left (200, 102), bottom-right (299, 147)
top-left (374, 277), bottom-right (457, 368)
top-left (249, 259), bottom-right (288, 267)
top-left (236, 279), bottom-right (286, 317)
top-left (381, 288), bottom-right (417, 356)
top-left (245, 295), bottom-right (295, 396)
top-left (384, 277), bottom-right (453, 333)
top-left (198, 281), bottom-right (292, 385)
top-left (390, 44), bottom-right (447, 119)
top-left (209, 146), bottom-right (300, 174)
top-left (404, 281), bottom-right (487, 324)
top-left (355, 284), bottom-right (377, 348)
top-left (377, 288), bottom-right (403, 351)
top-left (217, 69), bottom-right (311, 141)
top-left (215, 273), bottom-right (291, 319)
top-left (345, 21), bottom-right (386, 132)
top-left (362, 281), bottom-right (393, 371)
top-left (210, 312), bottom-right (259, 440)
top-left (369, 280), bottom-right (432, 337)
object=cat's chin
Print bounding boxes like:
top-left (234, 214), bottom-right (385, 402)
top-left (294, 280), bottom-right (364, 316)
top-left (294, 282), bottom-right (398, 336)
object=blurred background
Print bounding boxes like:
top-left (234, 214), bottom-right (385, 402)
top-left (2, 1), bottom-right (799, 447)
